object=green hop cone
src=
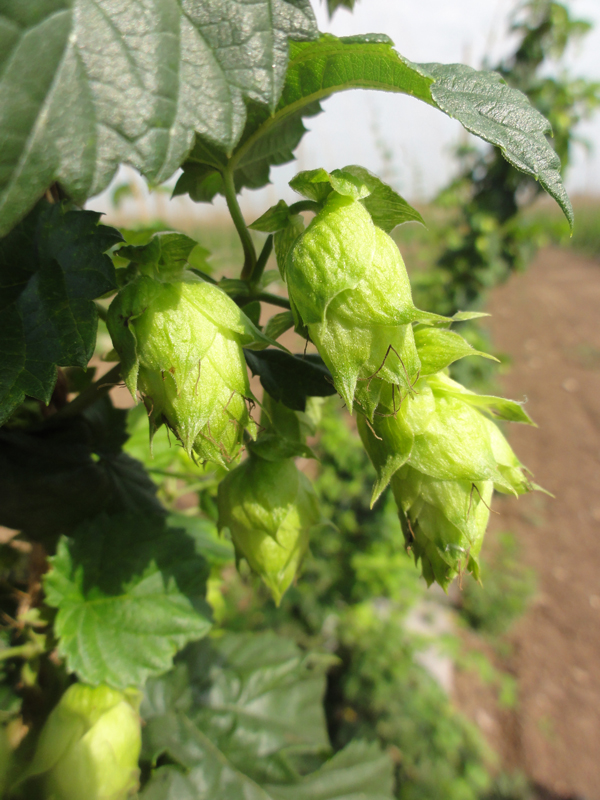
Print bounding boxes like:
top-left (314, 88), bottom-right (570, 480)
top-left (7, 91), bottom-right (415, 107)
top-left (285, 192), bottom-right (440, 412)
top-left (22, 683), bottom-right (141, 800)
top-left (391, 466), bottom-right (493, 590)
top-left (108, 274), bottom-right (265, 467)
top-left (217, 455), bottom-right (321, 604)
top-left (358, 372), bottom-right (539, 588)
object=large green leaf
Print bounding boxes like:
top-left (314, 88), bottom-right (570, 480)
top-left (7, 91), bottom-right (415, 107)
top-left (0, 0), bottom-right (317, 236)
top-left (177, 33), bottom-right (571, 224)
top-left (421, 62), bottom-right (573, 227)
top-left (265, 740), bottom-right (394, 800)
top-left (140, 634), bottom-right (393, 799)
top-left (0, 200), bottom-right (120, 424)
top-left (44, 513), bottom-right (212, 689)
top-left (0, 397), bottom-right (163, 540)
top-left (143, 633), bottom-right (331, 764)
top-left (141, 728), bottom-right (393, 800)
top-left (244, 350), bottom-right (337, 411)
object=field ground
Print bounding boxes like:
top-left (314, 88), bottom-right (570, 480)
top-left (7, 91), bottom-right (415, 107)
top-left (454, 246), bottom-right (600, 800)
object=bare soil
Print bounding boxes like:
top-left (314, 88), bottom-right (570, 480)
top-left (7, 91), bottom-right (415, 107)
top-left (453, 248), bottom-right (600, 800)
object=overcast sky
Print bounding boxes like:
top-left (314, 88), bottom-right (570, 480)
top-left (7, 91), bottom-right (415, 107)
top-left (88, 0), bottom-right (600, 223)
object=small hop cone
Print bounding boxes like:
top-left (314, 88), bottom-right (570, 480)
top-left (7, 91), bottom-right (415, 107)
top-left (23, 683), bottom-right (142, 800)
top-left (286, 193), bottom-right (435, 411)
top-left (358, 372), bottom-right (539, 589)
top-left (217, 456), bottom-right (321, 604)
top-left (107, 275), bottom-right (262, 467)
top-left (392, 467), bottom-right (492, 590)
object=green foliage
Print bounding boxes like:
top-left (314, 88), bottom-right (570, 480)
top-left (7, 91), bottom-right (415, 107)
top-left (460, 532), bottom-right (536, 637)
top-left (139, 632), bottom-right (393, 799)
top-left (0, 2), bottom-right (576, 797)
top-left (431, 0), bottom-right (599, 315)
top-left (0, 201), bottom-right (120, 425)
top-left (44, 514), bottom-right (212, 688)
top-left (0, 0), bottom-right (317, 237)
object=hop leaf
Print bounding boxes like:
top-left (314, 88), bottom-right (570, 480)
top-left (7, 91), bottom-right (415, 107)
top-left (21, 683), bottom-right (141, 800)
top-left (107, 275), bottom-right (265, 467)
top-left (217, 456), bottom-right (321, 604)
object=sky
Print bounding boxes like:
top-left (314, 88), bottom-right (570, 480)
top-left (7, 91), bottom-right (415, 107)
top-left (87, 0), bottom-right (600, 224)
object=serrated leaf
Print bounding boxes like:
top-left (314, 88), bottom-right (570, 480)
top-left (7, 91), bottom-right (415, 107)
top-left (244, 350), bottom-right (337, 411)
top-left (175, 33), bottom-right (434, 203)
top-left (0, 0), bottom-right (317, 236)
top-left (0, 201), bottom-right (120, 424)
top-left (167, 513), bottom-right (234, 566)
top-left (143, 633), bottom-right (331, 759)
top-left (414, 327), bottom-right (498, 376)
top-left (142, 715), bottom-right (273, 800)
top-left (265, 740), bottom-right (394, 800)
top-left (44, 513), bottom-right (212, 689)
top-left (0, 398), bottom-right (163, 540)
top-left (176, 34), bottom-right (570, 224)
top-left (421, 62), bottom-right (573, 228)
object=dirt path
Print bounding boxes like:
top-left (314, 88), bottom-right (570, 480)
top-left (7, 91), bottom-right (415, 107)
top-left (455, 248), bottom-right (600, 799)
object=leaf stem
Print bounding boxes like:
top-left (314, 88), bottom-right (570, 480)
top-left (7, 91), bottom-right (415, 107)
top-left (222, 166), bottom-right (257, 280)
top-left (52, 363), bottom-right (122, 422)
top-left (288, 200), bottom-right (321, 215)
top-left (0, 642), bottom-right (42, 662)
top-left (239, 292), bottom-right (291, 310)
top-left (250, 235), bottom-right (273, 288)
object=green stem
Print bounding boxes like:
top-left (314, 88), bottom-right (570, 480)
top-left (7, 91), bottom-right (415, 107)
top-left (288, 200), bottom-right (321, 215)
top-left (251, 235), bottom-right (273, 289)
top-left (95, 302), bottom-right (108, 322)
top-left (52, 363), bottom-right (122, 422)
top-left (222, 166), bottom-right (257, 280)
top-left (0, 642), bottom-right (42, 662)
top-left (239, 292), bottom-right (291, 310)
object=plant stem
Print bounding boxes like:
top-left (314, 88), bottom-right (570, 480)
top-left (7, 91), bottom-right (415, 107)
top-left (288, 200), bottom-right (321, 215)
top-left (95, 302), bottom-right (108, 322)
top-left (0, 642), bottom-right (42, 662)
top-left (222, 166), bottom-right (257, 280)
top-left (52, 363), bottom-right (122, 422)
top-left (250, 235), bottom-right (273, 288)
top-left (239, 292), bottom-right (291, 310)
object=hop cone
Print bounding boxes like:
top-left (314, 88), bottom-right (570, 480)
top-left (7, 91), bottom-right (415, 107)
top-left (285, 192), bottom-right (440, 412)
top-left (108, 274), bottom-right (264, 467)
top-left (23, 683), bottom-right (141, 800)
top-left (358, 372), bottom-right (539, 588)
top-left (217, 455), bottom-right (321, 604)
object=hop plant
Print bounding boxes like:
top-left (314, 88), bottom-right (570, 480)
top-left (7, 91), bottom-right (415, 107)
top-left (108, 274), bottom-right (267, 467)
top-left (21, 683), bottom-right (141, 800)
top-left (358, 365), bottom-right (540, 589)
top-left (217, 454), bottom-right (321, 604)
top-left (285, 191), bottom-right (440, 412)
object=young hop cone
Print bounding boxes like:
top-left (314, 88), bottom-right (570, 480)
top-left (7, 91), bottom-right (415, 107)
top-left (22, 683), bottom-right (142, 800)
top-left (217, 455), bottom-right (321, 604)
top-left (108, 274), bottom-right (266, 468)
top-left (285, 192), bottom-right (441, 413)
top-left (358, 373), bottom-right (539, 589)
